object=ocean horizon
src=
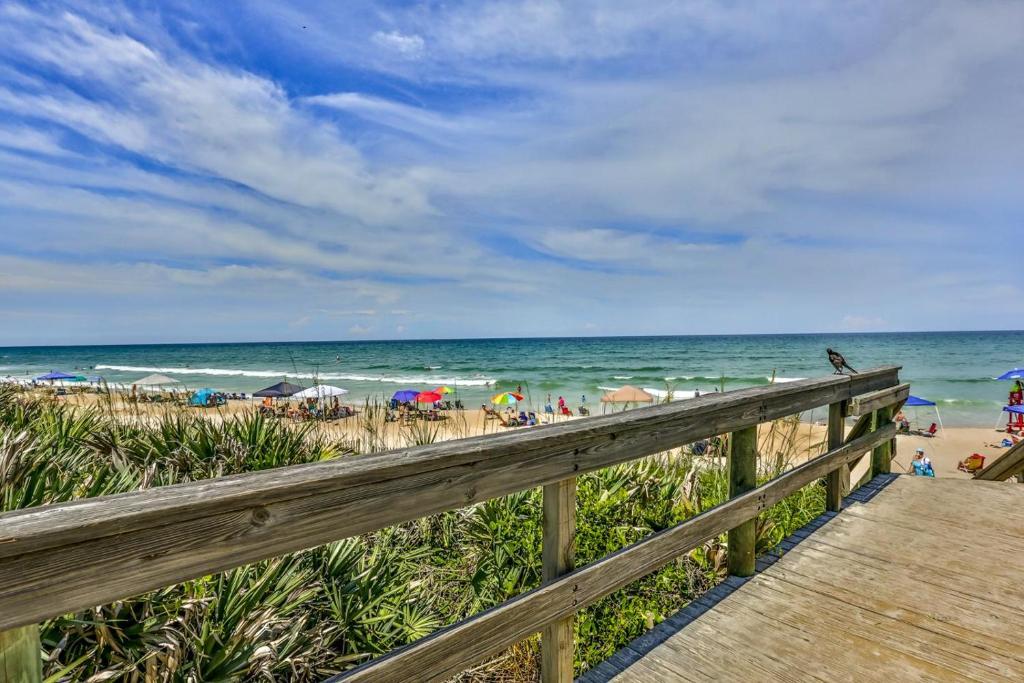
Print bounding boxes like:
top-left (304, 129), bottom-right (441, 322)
top-left (3, 330), bottom-right (1022, 427)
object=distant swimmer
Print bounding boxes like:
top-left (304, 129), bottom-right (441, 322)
top-left (336, 355), bottom-right (341, 362)
top-left (827, 348), bottom-right (857, 375)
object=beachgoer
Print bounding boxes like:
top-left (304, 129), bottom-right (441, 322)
top-left (581, 394), bottom-right (586, 405)
top-left (911, 448), bottom-right (935, 477)
top-left (558, 396), bottom-right (565, 410)
top-left (516, 384), bottom-right (522, 395)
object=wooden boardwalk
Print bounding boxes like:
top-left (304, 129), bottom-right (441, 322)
top-left (583, 475), bottom-right (1024, 682)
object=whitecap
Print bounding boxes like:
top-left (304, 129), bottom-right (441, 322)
top-left (94, 364), bottom-right (495, 386)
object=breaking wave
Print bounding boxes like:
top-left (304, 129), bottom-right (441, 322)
top-left (94, 364), bottom-right (496, 386)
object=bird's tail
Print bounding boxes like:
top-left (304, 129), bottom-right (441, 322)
top-left (844, 363), bottom-right (858, 374)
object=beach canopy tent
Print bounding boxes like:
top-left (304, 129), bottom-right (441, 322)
top-left (416, 391), bottom-right (443, 404)
top-left (253, 381), bottom-right (305, 398)
top-left (392, 389), bottom-right (419, 402)
top-left (902, 395), bottom-right (943, 433)
top-left (601, 386), bottom-right (654, 404)
top-left (35, 370), bottom-right (77, 381)
top-left (292, 385), bottom-right (348, 400)
top-left (996, 368), bottom-right (1024, 380)
top-left (601, 385), bottom-right (654, 412)
top-left (189, 388), bottom-right (220, 407)
top-left (133, 373), bottom-right (180, 387)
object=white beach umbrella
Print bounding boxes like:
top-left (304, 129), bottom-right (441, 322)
top-left (292, 385), bottom-right (349, 400)
top-left (132, 373), bottom-right (180, 387)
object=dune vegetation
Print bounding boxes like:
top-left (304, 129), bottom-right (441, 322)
top-left (0, 386), bottom-right (825, 681)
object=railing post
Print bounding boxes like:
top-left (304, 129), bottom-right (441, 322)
top-left (541, 478), bottom-right (576, 683)
top-left (825, 401), bottom-right (846, 511)
top-left (871, 406), bottom-right (893, 476)
top-left (0, 624), bottom-right (42, 683)
top-left (727, 426), bottom-right (757, 577)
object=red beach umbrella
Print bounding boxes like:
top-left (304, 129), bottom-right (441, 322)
top-left (415, 391), bottom-right (442, 403)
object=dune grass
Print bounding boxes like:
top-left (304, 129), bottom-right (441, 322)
top-left (0, 387), bottom-right (824, 681)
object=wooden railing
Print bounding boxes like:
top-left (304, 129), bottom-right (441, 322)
top-left (0, 367), bottom-right (905, 683)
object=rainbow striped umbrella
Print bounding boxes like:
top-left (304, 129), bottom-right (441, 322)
top-left (491, 391), bottom-right (524, 405)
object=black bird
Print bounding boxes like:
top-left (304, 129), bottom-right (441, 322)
top-left (827, 348), bottom-right (857, 375)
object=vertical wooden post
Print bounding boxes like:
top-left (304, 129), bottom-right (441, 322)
top-left (871, 406), bottom-right (893, 476)
top-left (0, 625), bottom-right (42, 683)
top-left (825, 402), bottom-right (846, 512)
top-left (727, 426), bottom-right (758, 577)
top-left (541, 478), bottom-right (576, 683)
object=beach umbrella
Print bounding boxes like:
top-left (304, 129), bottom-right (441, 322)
top-left (133, 373), bottom-right (180, 387)
top-left (600, 386), bottom-right (654, 403)
top-left (293, 385), bottom-right (349, 400)
top-left (35, 370), bottom-right (77, 381)
top-left (415, 391), bottom-right (442, 404)
top-left (434, 385), bottom-right (454, 395)
top-left (491, 391), bottom-right (524, 405)
top-left (996, 368), bottom-right (1024, 380)
top-left (392, 389), bottom-right (418, 402)
top-left (253, 381), bottom-right (305, 398)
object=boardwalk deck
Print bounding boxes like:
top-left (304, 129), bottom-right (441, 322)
top-left (583, 475), bottom-right (1024, 682)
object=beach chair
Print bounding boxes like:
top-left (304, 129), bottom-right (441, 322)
top-left (958, 453), bottom-right (985, 474)
top-left (912, 423), bottom-right (938, 437)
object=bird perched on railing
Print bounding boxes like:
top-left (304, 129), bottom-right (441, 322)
top-left (827, 348), bottom-right (857, 374)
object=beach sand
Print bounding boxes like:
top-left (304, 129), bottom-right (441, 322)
top-left (49, 391), bottom-right (1015, 477)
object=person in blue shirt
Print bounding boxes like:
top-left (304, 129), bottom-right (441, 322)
top-left (911, 448), bottom-right (935, 477)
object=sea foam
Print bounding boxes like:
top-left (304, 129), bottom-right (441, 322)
top-left (94, 365), bottom-right (495, 386)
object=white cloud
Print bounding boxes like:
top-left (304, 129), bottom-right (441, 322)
top-left (372, 30), bottom-right (425, 58)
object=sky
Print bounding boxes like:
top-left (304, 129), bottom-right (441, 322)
top-left (0, 0), bottom-right (1022, 345)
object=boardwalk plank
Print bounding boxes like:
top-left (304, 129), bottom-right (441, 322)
top-left (592, 476), bottom-right (1024, 682)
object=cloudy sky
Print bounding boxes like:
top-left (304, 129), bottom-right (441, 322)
top-left (0, 1), bottom-right (1021, 345)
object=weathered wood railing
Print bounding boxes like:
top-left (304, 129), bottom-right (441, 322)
top-left (0, 367), bottom-right (904, 683)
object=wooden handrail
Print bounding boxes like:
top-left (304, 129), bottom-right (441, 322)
top-left (336, 423), bottom-right (897, 682)
top-left (0, 367), bottom-right (899, 631)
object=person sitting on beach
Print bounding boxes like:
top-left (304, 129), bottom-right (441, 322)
top-left (911, 448), bottom-right (935, 477)
top-left (894, 411), bottom-right (910, 432)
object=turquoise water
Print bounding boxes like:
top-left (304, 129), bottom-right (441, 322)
top-left (1, 332), bottom-right (1021, 426)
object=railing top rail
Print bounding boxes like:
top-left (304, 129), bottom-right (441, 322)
top-left (0, 366), bottom-right (899, 630)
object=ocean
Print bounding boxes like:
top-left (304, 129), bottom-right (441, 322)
top-left (1, 332), bottom-right (1021, 427)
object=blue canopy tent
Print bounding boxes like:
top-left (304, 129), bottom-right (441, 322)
top-left (35, 370), bottom-right (77, 382)
top-left (902, 395), bottom-right (943, 434)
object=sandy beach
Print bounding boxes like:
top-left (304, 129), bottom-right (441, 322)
top-left (45, 390), bottom-right (1015, 479)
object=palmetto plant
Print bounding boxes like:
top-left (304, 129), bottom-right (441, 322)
top-left (0, 386), bottom-right (827, 681)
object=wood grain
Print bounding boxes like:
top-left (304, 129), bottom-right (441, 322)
top-left (846, 383), bottom-right (909, 416)
top-left (334, 424), bottom-right (895, 682)
top-left (591, 475), bottom-right (1024, 682)
top-left (727, 426), bottom-right (757, 577)
top-left (0, 368), bottom-right (900, 630)
top-left (541, 478), bottom-right (576, 683)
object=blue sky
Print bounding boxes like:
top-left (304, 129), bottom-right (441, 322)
top-left (0, 1), bottom-right (1022, 345)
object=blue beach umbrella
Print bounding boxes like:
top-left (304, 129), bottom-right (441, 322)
top-left (35, 370), bottom-right (77, 381)
top-left (392, 389), bottom-right (418, 402)
top-left (996, 368), bottom-right (1024, 380)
